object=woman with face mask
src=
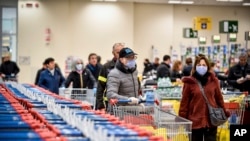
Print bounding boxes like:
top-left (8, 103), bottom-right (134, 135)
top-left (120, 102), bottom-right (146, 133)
top-left (64, 58), bottom-right (97, 89)
top-left (179, 54), bottom-right (230, 141)
top-left (106, 47), bottom-right (140, 105)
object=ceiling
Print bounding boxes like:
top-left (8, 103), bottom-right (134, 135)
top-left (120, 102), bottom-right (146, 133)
top-left (111, 0), bottom-right (250, 6)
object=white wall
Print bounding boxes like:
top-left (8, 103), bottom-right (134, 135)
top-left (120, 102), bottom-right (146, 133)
top-left (134, 3), bottom-right (174, 74)
top-left (18, 0), bottom-right (134, 83)
top-left (18, 0), bottom-right (250, 83)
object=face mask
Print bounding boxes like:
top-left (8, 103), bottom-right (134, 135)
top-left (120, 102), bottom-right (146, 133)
top-left (196, 66), bottom-right (207, 76)
top-left (126, 60), bottom-right (136, 69)
top-left (76, 64), bottom-right (83, 71)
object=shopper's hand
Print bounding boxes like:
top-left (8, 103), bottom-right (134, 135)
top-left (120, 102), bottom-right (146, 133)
top-left (246, 75), bottom-right (250, 80)
top-left (100, 108), bottom-right (106, 111)
top-left (1, 74), bottom-right (5, 77)
top-left (236, 77), bottom-right (246, 84)
top-left (93, 88), bottom-right (97, 94)
top-left (128, 97), bottom-right (139, 105)
top-left (176, 78), bottom-right (182, 83)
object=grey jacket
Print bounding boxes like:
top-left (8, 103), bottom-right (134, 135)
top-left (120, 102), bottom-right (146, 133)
top-left (107, 60), bottom-right (139, 100)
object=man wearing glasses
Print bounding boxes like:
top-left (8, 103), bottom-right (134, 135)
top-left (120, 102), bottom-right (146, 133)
top-left (106, 47), bottom-right (140, 104)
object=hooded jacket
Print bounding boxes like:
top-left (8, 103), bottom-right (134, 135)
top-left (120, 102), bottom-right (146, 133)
top-left (179, 72), bottom-right (230, 129)
top-left (106, 60), bottom-right (139, 100)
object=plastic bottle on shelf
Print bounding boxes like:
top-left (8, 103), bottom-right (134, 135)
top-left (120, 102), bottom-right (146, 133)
top-left (166, 77), bottom-right (172, 87)
top-left (157, 78), bottom-right (162, 87)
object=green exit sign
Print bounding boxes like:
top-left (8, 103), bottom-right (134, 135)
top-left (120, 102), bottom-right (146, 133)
top-left (183, 28), bottom-right (198, 38)
top-left (219, 20), bottom-right (238, 33)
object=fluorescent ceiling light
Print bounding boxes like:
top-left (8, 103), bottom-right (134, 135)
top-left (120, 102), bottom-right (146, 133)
top-left (168, 0), bottom-right (181, 4)
top-left (168, 1), bottom-right (194, 4)
top-left (229, 0), bottom-right (243, 2)
top-left (216, 0), bottom-right (243, 2)
top-left (243, 2), bottom-right (250, 5)
top-left (181, 1), bottom-right (194, 4)
top-left (91, 0), bottom-right (117, 1)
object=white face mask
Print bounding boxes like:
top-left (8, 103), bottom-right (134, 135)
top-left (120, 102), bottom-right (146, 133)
top-left (76, 64), bottom-right (83, 71)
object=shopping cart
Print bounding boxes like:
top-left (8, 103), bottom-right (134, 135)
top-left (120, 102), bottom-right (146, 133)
top-left (109, 99), bottom-right (192, 141)
top-left (216, 91), bottom-right (248, 141)
top-left (59, 88), bottom-right (95, 109)
top-left (2, 75), bottom-right (18, 82)
top-left (221, 91), bottom-right (248, 125)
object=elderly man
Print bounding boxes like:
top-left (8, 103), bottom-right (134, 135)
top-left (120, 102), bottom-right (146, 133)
top-left (96, 43), bottom-right (124, 110)
top-left (106, 47), bottom-right (140, 104)
top-left (227, 52), bottom-right (250, 93)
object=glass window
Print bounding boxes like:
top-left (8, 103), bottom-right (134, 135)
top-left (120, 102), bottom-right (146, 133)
top-left (2, 7), bottom-right (17, 62)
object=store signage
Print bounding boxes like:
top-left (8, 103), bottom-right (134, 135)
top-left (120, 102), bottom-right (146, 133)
top-left (228, 33), bottom-right (237, 42)
top-left (193, 17), bottom-right (212, 30)
top-left (219, 20), bottom-right (238, 33)
top-left (183, 28), bottom-right (198, 38)
top-left (198, 37), bottom-right (206, 45)
top-left (212, 35), bottom-right (221, 44)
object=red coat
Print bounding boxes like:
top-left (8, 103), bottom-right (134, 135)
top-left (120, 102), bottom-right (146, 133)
top-left (179, 73), bottom-right (230, 129)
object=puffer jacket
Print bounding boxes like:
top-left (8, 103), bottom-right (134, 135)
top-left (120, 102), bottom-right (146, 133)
top-left (179, 72), bottom-right (230, 129)
top-left (107, 60), bottom-right (139, 100)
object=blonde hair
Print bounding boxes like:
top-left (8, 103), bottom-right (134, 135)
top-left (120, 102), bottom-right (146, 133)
top-left (172, 60), bottom-right (182, 72)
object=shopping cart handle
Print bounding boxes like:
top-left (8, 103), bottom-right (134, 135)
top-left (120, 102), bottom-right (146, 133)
top-left (118, 99), bottom-right (133, 103)
top-left (109, 99), bottom-right (146, 105)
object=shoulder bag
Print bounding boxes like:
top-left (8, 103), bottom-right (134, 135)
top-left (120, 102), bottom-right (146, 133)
top-left (196, 80), bottom-right (227, 126)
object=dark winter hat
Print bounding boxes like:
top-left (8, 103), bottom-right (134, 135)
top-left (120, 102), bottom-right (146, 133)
top-left (119, 47), bottom-right (137, 58)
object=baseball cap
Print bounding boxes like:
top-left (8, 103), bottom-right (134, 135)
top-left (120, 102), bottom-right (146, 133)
top-left (119, 47), bottom-right (137, 58)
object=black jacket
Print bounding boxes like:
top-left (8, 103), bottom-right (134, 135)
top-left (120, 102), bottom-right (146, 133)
top-left (35, 68), bottom-right (46, 85)
top-left (64, 69), bottom-right (97, 89)
top-left (96, 58), bottom-right (117, 109)
top-left (156, 62), bottom-right (171, 79)
top-left (227, 63), bottom-right (250, 93)
top-left (182, 65), bottom-right (192, 76)
top-left (171, 70), bottom-right (183, 81)
top-left (0, 61), bottom-right (20, 76)
top-left (152, 63), bottom-right (159, 70)
top-left (143, 63), bottom-right (153, 76)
